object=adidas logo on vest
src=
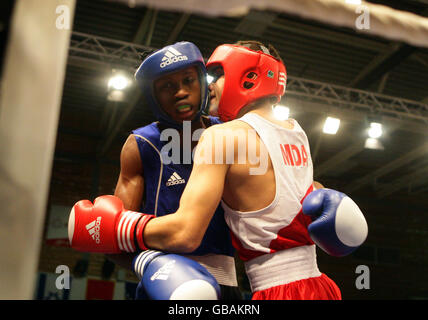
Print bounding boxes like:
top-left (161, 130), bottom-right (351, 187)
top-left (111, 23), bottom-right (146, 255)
top-left (166, 172), bottom-right (185, 186)
top-left (86, 217), bottom-right (102, 244)
top-left (160, 47), bottom-right (188, 68)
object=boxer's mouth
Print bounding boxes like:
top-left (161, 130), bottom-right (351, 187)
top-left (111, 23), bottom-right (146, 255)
top-left (176, 104), bottom-right (192, 113)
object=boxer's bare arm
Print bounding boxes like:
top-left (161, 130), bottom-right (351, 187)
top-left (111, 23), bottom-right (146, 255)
top-left (106, 134), bottom-right (144, 269)
top-left (143, 126), bottom-right (229, 253)
top-left (114, 134), bottom-right (144, 210)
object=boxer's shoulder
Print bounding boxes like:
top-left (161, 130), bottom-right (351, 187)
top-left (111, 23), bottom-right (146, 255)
top-left (122, 133), bottom-right (139, 154)
top-left (131, 122), bottom-right (167, 153)
top-left (199, 121), bottom-right (255, 148)
top-left (203, 119), bottom-right (252, 134)
top-left (132, 122), bottom-right (161, 140)
top-left (197, 120), bottom-right (256, 160)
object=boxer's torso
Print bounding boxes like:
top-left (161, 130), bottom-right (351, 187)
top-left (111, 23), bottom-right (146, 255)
top-left (132, 117), bottom-right (235, 258)
top-left (218, 112), bottom-right (321, 292)
top-left (221, 112), bottom-right (315, 260)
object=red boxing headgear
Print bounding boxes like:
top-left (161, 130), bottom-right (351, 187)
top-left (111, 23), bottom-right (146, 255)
top-left (206, 44), bottom-right (287, 122)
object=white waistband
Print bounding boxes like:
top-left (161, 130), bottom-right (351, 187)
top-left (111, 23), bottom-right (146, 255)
top-left (244, 245), bottom-right (321, 292)
top-left (187, 254), bottom-right (238, 287)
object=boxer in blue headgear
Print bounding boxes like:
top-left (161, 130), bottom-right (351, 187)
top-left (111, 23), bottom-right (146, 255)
top-left (135, 41), bottom-right (209, 129)
top-left (106, 42), bottom-right (242, 300)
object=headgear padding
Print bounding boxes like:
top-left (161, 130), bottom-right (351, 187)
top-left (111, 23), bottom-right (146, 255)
top-left (135, 42), bottom-right (209, 129)
top-left (206, 44), bottom-right (287, 122)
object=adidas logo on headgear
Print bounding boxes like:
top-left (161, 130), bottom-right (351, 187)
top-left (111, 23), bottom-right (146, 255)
top-left (160, 47), bottom-right (188, 68)
top-left (86, 217), bottom-right (102, 244)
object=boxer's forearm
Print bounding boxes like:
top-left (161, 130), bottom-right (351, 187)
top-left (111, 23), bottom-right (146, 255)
top-left (143, 162), bottom-right (225, 253)
top-left (143, 213), bottom-right (201, 253)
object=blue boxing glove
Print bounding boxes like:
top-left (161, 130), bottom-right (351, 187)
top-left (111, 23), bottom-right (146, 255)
top-left (132, 250), bottom-right (220, 300)
top-left (302, 188), bottom-right (368, 257)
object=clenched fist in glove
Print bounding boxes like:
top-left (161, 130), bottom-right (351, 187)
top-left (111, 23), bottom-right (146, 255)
top-left (68, 195), bottom-right (154, 253)
top-left (302, 189), bottom-right (368, 257)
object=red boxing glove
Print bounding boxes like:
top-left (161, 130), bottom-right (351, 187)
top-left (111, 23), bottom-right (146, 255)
top-left (68, 195), bottom-right (154, 253)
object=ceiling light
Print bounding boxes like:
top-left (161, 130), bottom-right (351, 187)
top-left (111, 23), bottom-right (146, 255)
top-left (323, 117), bottom-right (340, 135)
top-left (108, 75), bottom-right (129, 90)
top-left (273, 105), bottom-right (290, 121)
top-left (365, 137), bottom-right (384, 150)
top-left (368, 122), bottom-right (382, 139)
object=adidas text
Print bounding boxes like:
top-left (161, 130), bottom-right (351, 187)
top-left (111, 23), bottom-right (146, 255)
top-left (151, 260), bottom-right (176, 281)
top-left (166, 179), bottom-right (185, 186)
top-left (160, 55), bottom-right (188, 68)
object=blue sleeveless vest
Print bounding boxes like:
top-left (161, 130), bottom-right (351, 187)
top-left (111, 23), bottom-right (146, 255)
top-left (132, 117), bottom-right (234, 257)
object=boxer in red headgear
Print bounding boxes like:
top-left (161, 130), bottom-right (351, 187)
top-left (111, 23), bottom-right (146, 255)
top-left (68, 41), bottom-right (367, 300)
top-left (206, 41), bottom-right (286, 122)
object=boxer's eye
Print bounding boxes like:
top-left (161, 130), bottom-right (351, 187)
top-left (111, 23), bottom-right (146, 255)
top-left (183, 76), bottom-right (196, 86)
top-left (160, 81), bottom-right (175, 91)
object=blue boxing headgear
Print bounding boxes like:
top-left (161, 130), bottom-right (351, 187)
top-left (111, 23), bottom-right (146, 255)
top-left (135, 42), bottom-right (209, 129)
